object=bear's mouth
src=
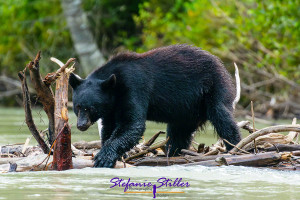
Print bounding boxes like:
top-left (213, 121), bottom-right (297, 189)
top-left (77, 125), bottom-right (90, 131)
top-left (77, 110), bottom-right (93, 131)
top-left (77, 120), bottom-right (92, 131)
top-left (78, 121), bottom-right (95, 131)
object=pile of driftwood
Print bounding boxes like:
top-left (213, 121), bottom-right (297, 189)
top-left (1, 118), bottom-right (300, 172)
top-left (123, 119), bottom-right (300, 171)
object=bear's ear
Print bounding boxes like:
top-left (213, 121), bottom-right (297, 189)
top-left (102, 74), bottom-right (116, 90)
top-left (69, 73), bottom-right (83, 89)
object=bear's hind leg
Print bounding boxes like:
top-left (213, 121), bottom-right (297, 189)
top-left (206, 103), bottom-right (241, 151)
top-left (166, 123), bottom-right (198, 157)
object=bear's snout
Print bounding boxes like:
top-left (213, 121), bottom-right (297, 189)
top-left (77, 123), bottom-right (90, 131)
top-left (77, 118), bottom-right (91, 131)
top-left (77, 110), bottom-right (92, 131)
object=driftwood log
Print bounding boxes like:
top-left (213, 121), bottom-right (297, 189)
top-left (184, 152), bottom-right (283, 167)
top-left (265, 144), bottom-right (300, 152)
top-left (17, 71), bottom-right (50, 154)
top-left (52, 124), bottom-right (73, 170)
top-left (27, 52), bottom-right (55, 144)
top-left (0, 146), bottom-right (23, 155)
top-left (50, 58), bottom-right (75, 171)
top-left (132, 152), bottom-right (290, 167)
top-left (73, 140), bottom-right (101, 149)
top-left (18, 52), bottom-right (76, 171)
top-left (1, 131), bottom-right (300, 172)
top-left (230, 125), bottom-right (300, 153)
top-left (133, 154), bottom-right (233, 166)
top-left (0, 154), bottom-right (133, 172)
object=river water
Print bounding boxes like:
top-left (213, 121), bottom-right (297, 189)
top-left (1, 107), bottom-right (300, 199)
top-left (1, 166), bottom-right (300, 199)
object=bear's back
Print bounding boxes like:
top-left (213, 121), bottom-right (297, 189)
top-left (89, 44), bottom-right (225, 80)
top-left (88, 45), bottom-right (232, 123)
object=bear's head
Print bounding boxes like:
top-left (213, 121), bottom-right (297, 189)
top-left (69, 73), bottom-right (116, 131)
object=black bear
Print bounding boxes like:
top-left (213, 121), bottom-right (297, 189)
top-left (69, 44), bottom-right (241, 168)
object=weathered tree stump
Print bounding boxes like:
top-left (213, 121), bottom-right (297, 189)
top-left (51, 58), bottom-right (75, 171)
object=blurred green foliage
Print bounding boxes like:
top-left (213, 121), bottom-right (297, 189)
top-left (0, 0), bottom-right (143, 77)
top-left (83, 0), bottom-right (146, 54)
top-left (0, 0), bottom-right (73, 76)
top-left (1, 0), bottom-right (299, 79)
top-left (131, 0), bottom-right (300, 81)
top-left (0, 0), bottom-right (299, 103)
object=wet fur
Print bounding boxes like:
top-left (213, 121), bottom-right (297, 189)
top-left (70, 44), bottom-right (241, 167)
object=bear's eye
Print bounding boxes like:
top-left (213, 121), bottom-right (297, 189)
top-left (76, 105), bottom-right (81, 110)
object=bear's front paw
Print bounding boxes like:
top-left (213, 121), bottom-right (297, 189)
top-left (93, 148), bottom-right (119, 168)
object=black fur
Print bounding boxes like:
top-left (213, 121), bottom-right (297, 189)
top-left (69, 45), bottom-right (241, 168)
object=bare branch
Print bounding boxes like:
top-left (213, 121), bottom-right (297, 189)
top-left (125, 138), bottom-right (169, 162)
top-left (233, 62), bottom-right (241, 110)
top-left (50, 57), bottom-right (64, 68)
top-left (286, 118), bottom-right (299, 142)
top-left (237, 120), bottom-right (258, 133)
top-left (45, 58), bottom-right (76, 85)
top-left (230, 125), bottom-right (300, 153)
top-left (27, 51), bottom-right (55, 145)
top-left (17, 71), bottom-right (50, 154)
top-left (144, 131), bottom-right (166, 146)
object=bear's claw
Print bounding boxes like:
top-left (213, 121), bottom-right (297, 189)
top-left (93, 148), bottom-right (118, 168)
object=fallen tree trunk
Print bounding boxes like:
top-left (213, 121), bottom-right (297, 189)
top-left (133, 154), bottom-right (233, 166)
top-left (0, 155), bottom-right (133, 172)
top-left (73, 140), bottom-right (101, 149)
top-left (265, 144), bottom-right (300, 152)
top-left (185, 152), bottom-right (283, 167)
